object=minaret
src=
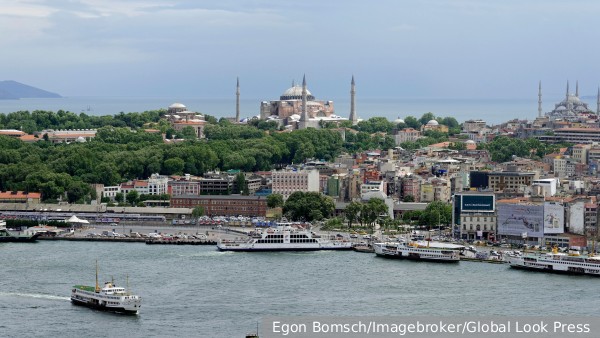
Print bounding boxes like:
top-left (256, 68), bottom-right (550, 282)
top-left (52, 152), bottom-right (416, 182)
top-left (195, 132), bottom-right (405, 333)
top-left (349, 75), bottom-right (357, 125)
top-left (566, 80), bottom-right (570, 101)
top-left (300, 74), bottom-right (308, 122)
top-left (235, 77), bottom-right (240, 122)
top-left (597, 87), bottom-right (600, 114)
top-left (538, 80), bottom-right (542, 117)
top-left (576, 80), bottom-right (579, 97)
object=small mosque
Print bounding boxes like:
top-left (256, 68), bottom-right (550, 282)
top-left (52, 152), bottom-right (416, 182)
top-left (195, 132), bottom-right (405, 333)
top-left (164, 102), bottom-right (206, 138)
top-left (258, 75), bottom-right (357, 129)
top-left (541, 81), bottom-right (598, 120)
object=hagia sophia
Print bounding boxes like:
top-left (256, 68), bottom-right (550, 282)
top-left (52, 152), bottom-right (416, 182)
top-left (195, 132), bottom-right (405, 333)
top-left (258, 75), bottom-right (358, 129)
top-left (163, 75), bottom-right (359, 137)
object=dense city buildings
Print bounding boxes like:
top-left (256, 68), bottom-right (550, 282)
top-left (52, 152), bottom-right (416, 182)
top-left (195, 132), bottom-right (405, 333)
top-left (5, 79), bottom-right (600, 250)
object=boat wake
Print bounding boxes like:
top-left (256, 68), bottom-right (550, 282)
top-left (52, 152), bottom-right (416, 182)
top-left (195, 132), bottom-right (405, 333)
top-left (0, 292), bottom-right (70, 301)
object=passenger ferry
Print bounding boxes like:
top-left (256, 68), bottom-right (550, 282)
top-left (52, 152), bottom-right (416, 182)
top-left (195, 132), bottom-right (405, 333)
top-left (216, 222), bottom-right (352, 252)
top-left (373, 241), bottom-right (463, 262)
top-left (0, 221), bottom-right (44, 242)
top-left (71, 263), bottom-right (141, 314)
top-left (506, 247), bottom-right (600, 276)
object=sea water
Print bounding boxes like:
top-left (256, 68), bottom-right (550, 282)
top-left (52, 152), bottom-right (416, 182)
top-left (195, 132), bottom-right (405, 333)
top-left (1, 241), bottom-right (598, 337)
top-left (0, 97), bottom-right (559, 124)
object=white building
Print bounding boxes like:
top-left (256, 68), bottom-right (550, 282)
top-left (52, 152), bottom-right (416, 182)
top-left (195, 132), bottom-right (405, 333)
top-left (532, 178), bottom-right (558, 197)
top-left (360, 181), bottom-right (385, 197)
top-left (148, 173), bottom-right (169, 195)
top-left (271, 169), bottom-right (320, 200)
top-left (394, 128), bottom-right (421, 145)
top-left (102, 186), bottom-right (121, 200)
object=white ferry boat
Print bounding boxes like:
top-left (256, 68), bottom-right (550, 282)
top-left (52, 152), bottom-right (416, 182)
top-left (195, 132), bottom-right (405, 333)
top-left (71, 263), bottom-right (141, 314)
top-left (373, 241), bottom-right (463, 262)
top-left (217, 222), bottom-right (352, 252)
top-left (506, 247), bottom-right (600, 276)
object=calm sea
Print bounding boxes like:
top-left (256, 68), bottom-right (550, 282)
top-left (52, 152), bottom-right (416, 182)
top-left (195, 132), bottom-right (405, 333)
top-left (0, 97), bottom-right (561, 124)
top-left (1, 241), bottom-right (598, 337)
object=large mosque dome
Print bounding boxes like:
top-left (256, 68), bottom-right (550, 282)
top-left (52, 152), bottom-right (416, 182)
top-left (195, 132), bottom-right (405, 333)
top-left (280, 85), bottom-right (315, 100)
top-left (427, 119), bottom-right (439, 126)
top-left (546, 81), bottom-right (594, 119)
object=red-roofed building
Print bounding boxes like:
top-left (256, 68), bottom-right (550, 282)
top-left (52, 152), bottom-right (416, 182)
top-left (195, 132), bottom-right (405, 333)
top-left (0, 191), bottom-right (41, 203)
top-left (0, 129), bottom-right (26, 137)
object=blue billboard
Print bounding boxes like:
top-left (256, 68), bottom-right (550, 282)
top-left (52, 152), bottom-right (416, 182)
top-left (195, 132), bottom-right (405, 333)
top-left (460, 194), bottom-right (494, 212)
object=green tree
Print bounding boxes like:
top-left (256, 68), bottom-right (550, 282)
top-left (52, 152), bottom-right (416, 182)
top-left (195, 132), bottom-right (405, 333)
top-left (418, 201), bottom-right (452, 231)
top-left (163, 157), bottom-right (185, 175)
top-left (267, 194), bottom-right (284, 208)
top-left (235, 173), bottom-right (249, 195)
top-left (179, 126), bottom-right (198, 139)
top-left (192, 205), bottom-right (205, 218)
top-left (404, 116), bottom-right (421, 130)
top-left (283, 191), bottom-right (334, 222)
top-left (66, 180), bottom-right (91, 204)
top-left (402, 195), bottom-right (415, 202)
top-left (362, 198), bottom-right (388, 230)
top-left (344, 201), bottom-right (363, 229)
top-left (419, 112), bottom-right (436, 125)
top-left (126, 190), bottom-right (139, 206)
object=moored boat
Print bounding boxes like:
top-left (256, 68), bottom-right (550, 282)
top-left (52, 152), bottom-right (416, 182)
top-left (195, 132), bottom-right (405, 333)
top-left (373, 241), bottom-right (463, 262)
top-left (505, 247), bottom-right (600, 276)
top-left (0, 221), bottom-right (44, 243)
top-left (71, 262), bottom-right (141, 314)
top-left (217, 222), bottom-right (352, 252)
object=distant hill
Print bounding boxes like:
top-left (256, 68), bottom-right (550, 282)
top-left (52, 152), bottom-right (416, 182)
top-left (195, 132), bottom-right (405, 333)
top-left (0, 80), bottom-right (61, 99)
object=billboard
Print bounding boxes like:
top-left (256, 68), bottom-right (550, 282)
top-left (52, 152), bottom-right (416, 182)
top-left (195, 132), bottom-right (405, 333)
top-left (497, 203), bottom-right (544, 238)
top-left (568, 201), bottom-right (585, 235)
top-left (543, 202), bottom-right (564, 234)
top-left (460, 194), bottom-right (495, 212)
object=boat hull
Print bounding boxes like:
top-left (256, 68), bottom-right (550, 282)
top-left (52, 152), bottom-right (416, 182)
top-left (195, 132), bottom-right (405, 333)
top-left (0, 237), bottom-right (39, 243)
top-left (506, 256), bottom-right (600, 276)
top-left (71, 297), bottom-right (139, 314)
top-left (217, 245), bottom-right (352, 252)
top-left (374, 251), bottom-right (460, 263)
top-left (373, 242), bottom-right (460, 262)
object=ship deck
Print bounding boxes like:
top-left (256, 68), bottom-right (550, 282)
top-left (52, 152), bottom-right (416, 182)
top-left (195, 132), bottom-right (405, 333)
top-left (73, 285), bottom-right (96, 292)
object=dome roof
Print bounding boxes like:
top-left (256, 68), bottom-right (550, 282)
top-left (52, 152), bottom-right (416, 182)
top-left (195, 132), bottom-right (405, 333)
top-left (566, 94), bottom-right (582, 104)
top-left (394, 117), bottom-right (405, 124)
top-left (76, 136), bottom-right (86, 143)
top-left (427, 119), bottom-right (439, 126)
top-left (282, 85), bottom-right (311, 97)
top-left (169, 103), bottom-right (186, 109)
top-left (465, 140), bottom-right (476, 144)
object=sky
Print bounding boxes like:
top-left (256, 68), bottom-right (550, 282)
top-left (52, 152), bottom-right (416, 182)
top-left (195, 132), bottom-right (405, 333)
top-left (3, 0), bottom-right (600, 100)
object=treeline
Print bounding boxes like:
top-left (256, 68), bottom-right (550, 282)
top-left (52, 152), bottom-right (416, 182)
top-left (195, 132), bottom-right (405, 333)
top-left (0, 110), bottom-right (167, 133)
top-left (480, 136), bottom-right (572, 162)
top-left (0, 110), bottom-right (397, 203)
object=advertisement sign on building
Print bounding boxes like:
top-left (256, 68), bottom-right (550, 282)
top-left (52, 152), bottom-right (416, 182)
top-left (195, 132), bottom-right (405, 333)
top-left (543, 202), bottom-right (565, 234)
top-left (460, 194), bottom-right (495, 212)
top-left (497, 203), bottom-right (544, 238)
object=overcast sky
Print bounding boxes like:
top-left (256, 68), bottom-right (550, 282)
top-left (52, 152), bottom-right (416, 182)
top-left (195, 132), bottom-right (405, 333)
top-left (3, 0), bottom-right (600, 100)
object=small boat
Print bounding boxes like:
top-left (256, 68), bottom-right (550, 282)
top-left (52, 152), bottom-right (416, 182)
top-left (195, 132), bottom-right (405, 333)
top-left (71, 262), bottom-right (141, 314)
